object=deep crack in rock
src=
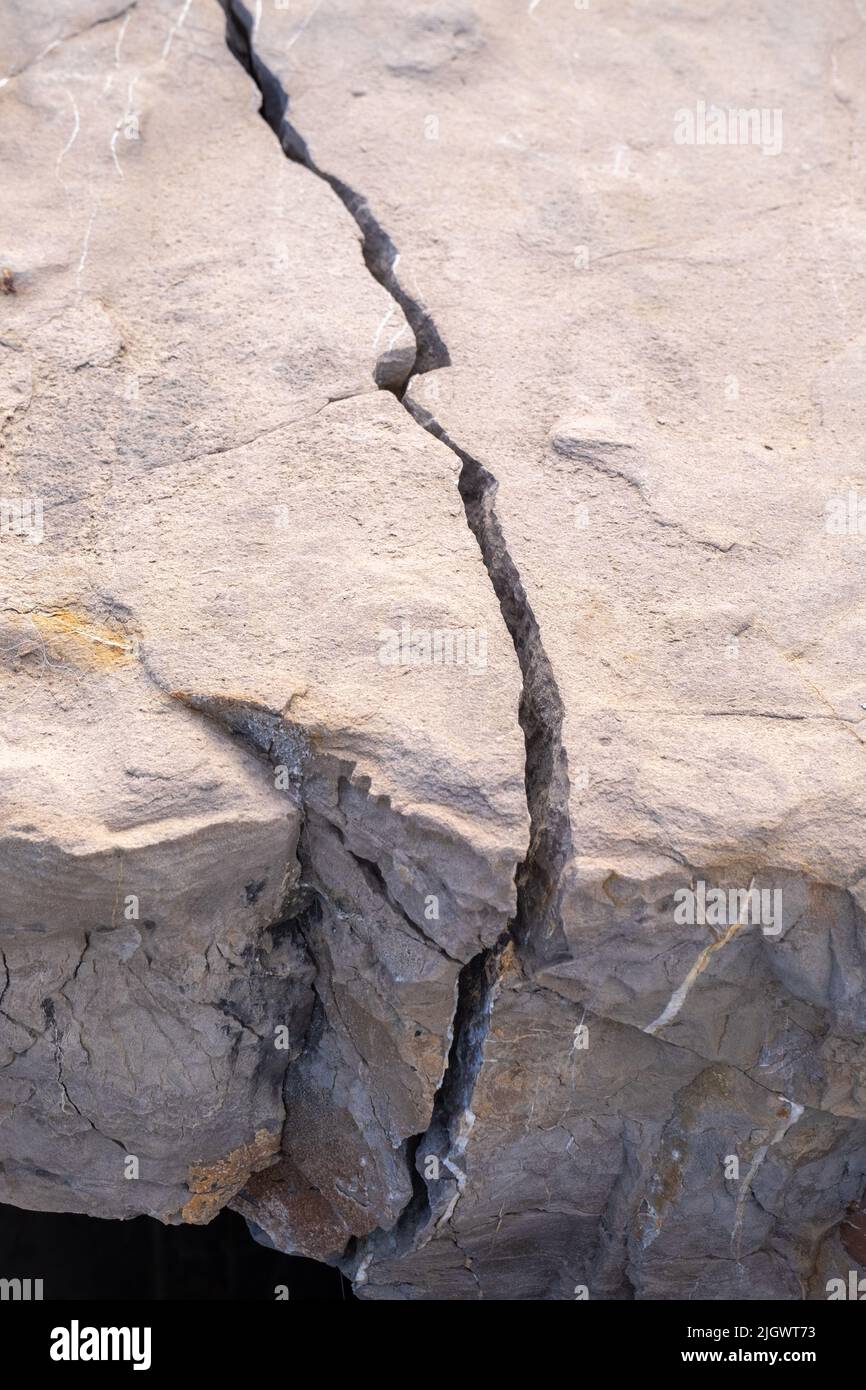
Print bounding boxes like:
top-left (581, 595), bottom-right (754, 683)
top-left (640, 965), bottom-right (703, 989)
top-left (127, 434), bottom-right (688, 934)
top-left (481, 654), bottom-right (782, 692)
top-left (217, 0), bottom-right (576, 1282)
top-left (342, 936), bottom-right (509, 1279)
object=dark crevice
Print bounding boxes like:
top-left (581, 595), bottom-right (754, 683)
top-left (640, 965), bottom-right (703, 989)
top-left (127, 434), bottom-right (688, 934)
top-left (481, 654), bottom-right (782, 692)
top-left (218, 0), bottom-right (573, 964)
top-left (405, 395), bottom-right (575, 970)
top-left (222, 0), bottom-right (449, 379)
top-left (340, 936), bottom-right (508, 1278)
top-left (217, 0), bottom-right (576, 1282)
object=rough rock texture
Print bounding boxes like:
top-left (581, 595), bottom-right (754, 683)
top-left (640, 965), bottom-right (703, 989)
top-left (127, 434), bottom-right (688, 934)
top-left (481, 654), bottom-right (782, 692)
top-left (3, 0), bottom-right (866, 1299)
top-left (0, 0), bottom-right (525, 1229)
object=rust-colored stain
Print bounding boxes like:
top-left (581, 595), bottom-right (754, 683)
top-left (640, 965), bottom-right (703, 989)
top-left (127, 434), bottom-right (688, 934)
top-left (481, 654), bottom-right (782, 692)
top-left (1, 268), bottom-right (15, 295)
top-left (30, 609), bottom-right (139, 669)
top-left (656, 1145), bottom-right (687, 1212)
top-left (637, 1135), bottom-right (689, 1246)
top-left (181, 1129), bottom-right (280, 1225)
top-left (602, 871), bottom-right (625, 907)
top-left (498, 938), bottom-right (520, 985)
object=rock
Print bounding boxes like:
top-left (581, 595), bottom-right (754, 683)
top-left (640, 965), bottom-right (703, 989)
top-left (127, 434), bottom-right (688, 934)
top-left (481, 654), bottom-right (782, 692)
top-left (2, 0), bottom-right (865, 1302)
top-left (225, 0), bottom-right (866, 1299)
top-left (0, 0), bottom-right (525, 1231)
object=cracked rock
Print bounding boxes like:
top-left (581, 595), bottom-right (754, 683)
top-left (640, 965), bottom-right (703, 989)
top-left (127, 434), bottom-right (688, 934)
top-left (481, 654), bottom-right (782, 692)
top-left (2, 0), bottom-right (866, 1303)
top-left (0, 0), bottom-right (525, 1231)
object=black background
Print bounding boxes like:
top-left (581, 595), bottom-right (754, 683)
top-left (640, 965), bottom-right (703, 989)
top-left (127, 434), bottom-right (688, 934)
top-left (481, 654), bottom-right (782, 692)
top-left (0, 1201), bottom-right (353, 1300)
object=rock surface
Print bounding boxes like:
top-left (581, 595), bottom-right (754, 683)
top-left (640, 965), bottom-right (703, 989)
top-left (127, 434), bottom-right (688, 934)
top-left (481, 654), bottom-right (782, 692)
top-left (2, 0), bottom-right (866, 1299)
top-left (0, 0), bottom-right (525, 1231)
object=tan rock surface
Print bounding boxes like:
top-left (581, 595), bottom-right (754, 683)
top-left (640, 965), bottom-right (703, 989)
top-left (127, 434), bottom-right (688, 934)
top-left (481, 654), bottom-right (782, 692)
top-left (3, 0), bottom-right (866, 1301)
top-left (0, 0), bottom-right (525, 1229)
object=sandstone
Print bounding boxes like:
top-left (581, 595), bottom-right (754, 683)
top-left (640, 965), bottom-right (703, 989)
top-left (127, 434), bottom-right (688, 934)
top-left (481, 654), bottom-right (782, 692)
top-left (2, 0), bottom-right (865, 1302)
top-left (0, 0), bottom-right (525, 1233)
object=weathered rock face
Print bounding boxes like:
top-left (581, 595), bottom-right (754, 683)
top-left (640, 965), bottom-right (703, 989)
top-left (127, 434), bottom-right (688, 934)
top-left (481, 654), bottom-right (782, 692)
top-left (2, 0), bottom-right (866, 1300)
top-left (0, 0), bottom-right (525, 1232)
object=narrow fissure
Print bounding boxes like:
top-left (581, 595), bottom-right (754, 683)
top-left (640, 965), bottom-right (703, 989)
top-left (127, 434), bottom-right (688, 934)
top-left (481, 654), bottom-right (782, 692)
top-left (342, 937), bottom-right (507, 1277)
top-left (221, 0), bottom-right (448, 377)
top-left (218, 0), bottom-right (576, 1277)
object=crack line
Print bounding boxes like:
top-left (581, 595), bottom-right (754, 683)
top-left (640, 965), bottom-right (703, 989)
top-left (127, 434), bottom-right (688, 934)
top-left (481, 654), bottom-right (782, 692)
top-left (217, 0), bottom-right (576, 1286)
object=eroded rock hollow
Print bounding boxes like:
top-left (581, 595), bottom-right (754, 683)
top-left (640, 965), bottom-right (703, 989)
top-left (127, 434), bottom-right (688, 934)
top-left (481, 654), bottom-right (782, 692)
top-left (2, 0), bottom-right (865, 1300)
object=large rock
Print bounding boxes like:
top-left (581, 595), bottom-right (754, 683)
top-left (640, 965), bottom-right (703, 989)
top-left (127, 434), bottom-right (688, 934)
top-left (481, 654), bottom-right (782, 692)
top-left (227, 0), bottom-right (866, 1298)
top-left (2, 0), bottom-right (865, 1300)
top-left (0, 0), bottom-right (525, 1232)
